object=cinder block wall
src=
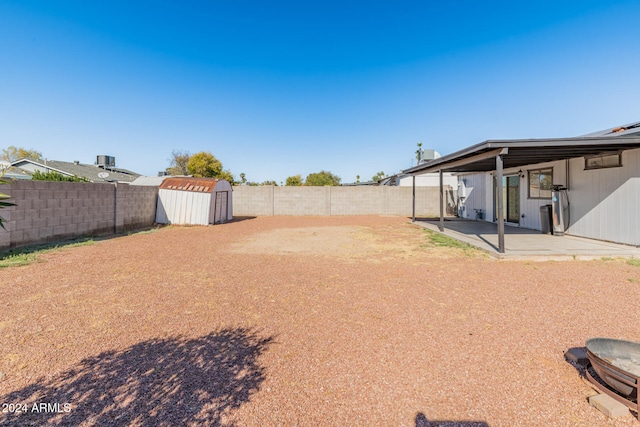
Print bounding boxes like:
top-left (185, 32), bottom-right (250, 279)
top-left (330, 187), bottom-right (384, 215)
top-left (231, 186), bottom-right (274, 216)
top-left (0, 181), bottom-right (158, 251)
top-left (274, 186), bottom-right (331, 215)
top-left (115, 184), bottom-right (159, 232)
top-left (233, 185), bottom-right (452, 217)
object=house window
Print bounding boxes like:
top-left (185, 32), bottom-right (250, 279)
top-left (528, 168), bottom-right (553, 199)
top-left (585, 152), bottom-right (622, 170)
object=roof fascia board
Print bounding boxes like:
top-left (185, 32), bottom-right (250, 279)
top-left (11, 159), bottom-right (74, 177)
top-left (484, 136), bottom-right (640, 147)
top-left (11, 158), bottom-right (43, 168)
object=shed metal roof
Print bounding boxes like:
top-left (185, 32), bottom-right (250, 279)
top-left (403, 136), bottom-right (640, 174)
top-left (159, 177), bottom-right (224, 193)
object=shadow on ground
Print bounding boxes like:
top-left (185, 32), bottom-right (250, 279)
top-left (415, 412), bottom-right (489, 427)
top-left (564, 346), bottom-right (589, 379)
top-left (565, 347), bottom-right (640, 420)
top-left (0, 225), bottom-right (161, 261)
top-left (0, 328), bottom-right (273, 427)
top-left (225, 216), bottom-right (256, 223)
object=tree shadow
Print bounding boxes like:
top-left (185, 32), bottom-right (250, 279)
top-left (0, 328), bottom-right (273, 426)
top-left (415, 412), bottom-right (489, 427)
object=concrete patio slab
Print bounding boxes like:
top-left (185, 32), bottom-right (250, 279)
top-left (414, 218), bottom-right (640, 260)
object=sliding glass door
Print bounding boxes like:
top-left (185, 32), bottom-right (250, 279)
top-left (494, 175), bottom-right (520, 224)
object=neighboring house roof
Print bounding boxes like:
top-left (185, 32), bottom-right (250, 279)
top-left (10, 159), bottom-right (141, 183)
top-left (130, 176), bottom-right (170, 186)
top-left (3, 166), bottom-right (33, 180)
top-left (342, 181), bottom-right (379, 186)
top-left (580, 121), bottom-right (640, 137)
top-left (404, 122), bottom-right (640, 175)
top-left (159, 177), bottom-right (229, 193)
top-left (378, 175), bottom-right (399, 186)
top-left (343, 171), bottom-right (456, 186)
top-left (374, 172), bottom-right (457, 186)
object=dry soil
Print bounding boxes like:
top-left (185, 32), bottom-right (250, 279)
top-left (1, 216), bottom-right (639, 426)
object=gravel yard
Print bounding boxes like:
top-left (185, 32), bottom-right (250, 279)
top-left (1, 215), bottom-right (639, 426)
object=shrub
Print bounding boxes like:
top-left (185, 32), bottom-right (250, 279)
top-left (31, 170), bottom-right (89, 182)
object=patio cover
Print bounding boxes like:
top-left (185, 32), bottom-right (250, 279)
top-left (403, 135), bottom-right (640, 253)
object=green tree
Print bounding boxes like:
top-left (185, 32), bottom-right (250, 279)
top-left (285, 175), bottom-right (302, 186)
top-left (356, 175), bottom-right (360, 183)
top-left (168, 150), bottom-right (235, 182)
top-left (261, 180), bottom-right (278, 186)
top-left (305, 170), bottom-right (341, 186)
top-left (167, 150), bottom-right (190, 176)
top-left (239, 173), bottom-right (247, 184)
top-left (372, 171), bottom-right (386, 182)
top-left (1, 146), bottom-right (44, 163)
top-left (218, 169), bottom-right (235, 184)
top-left (186, 151), bottom-right (223, 178)
top-left (32, 170), bottom-right (89, 182)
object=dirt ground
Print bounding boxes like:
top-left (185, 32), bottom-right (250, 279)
top-left (1, 215), bottom-right (639, 426)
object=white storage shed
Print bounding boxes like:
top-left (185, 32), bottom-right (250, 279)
top-left (156, 177), bottom-right (233, 225)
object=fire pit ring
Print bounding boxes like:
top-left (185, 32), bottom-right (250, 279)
top-left (586, 337), bottom-right (640, 415)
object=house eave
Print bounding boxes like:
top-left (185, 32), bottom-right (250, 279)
top-left (403, 136), bottom-right (640, 174)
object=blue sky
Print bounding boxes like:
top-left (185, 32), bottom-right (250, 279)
top-left (1, 1), bottom-right (639, 183)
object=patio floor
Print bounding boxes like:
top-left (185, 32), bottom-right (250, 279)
top-left (414, 218), bottom-right (640, 260)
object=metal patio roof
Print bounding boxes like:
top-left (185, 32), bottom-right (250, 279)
top-left (403, 136), bottom-right (640, 174)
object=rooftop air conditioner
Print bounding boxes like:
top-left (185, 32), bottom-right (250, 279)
top-left (96, 155), bottom-right (116, 168)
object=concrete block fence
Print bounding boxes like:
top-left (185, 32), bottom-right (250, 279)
top-left (232, 185), bottom-right (455, 217)
top-left (0, 181), bottom-right (453, 251)
top-left (0, 181), bottom-right (158, 251)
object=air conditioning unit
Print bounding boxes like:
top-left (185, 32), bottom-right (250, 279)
top-left (96, 155), bottom-right (116, 168)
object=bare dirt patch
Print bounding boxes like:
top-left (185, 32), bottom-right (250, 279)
top-left (230, 226), bottom-right (370, 256)
top-left (231, 221), bottom-right (482, 261)
top-left (1, 215), bottom-right (639, 426)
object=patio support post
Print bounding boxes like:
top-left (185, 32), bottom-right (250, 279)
top-left (496, 154), bottom-right (505, 253)
top-left (412, 175), bottom-right (416, 222)
top-left (439, 169), bottom-right (444, 231)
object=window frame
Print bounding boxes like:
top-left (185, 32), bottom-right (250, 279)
top-left (528, 167), bottom-right (553, 200)
top-left (584, 151), bottom-right (623, 170)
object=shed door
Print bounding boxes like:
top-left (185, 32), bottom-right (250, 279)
top-left (214, 191), bottom-right (228, 224)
